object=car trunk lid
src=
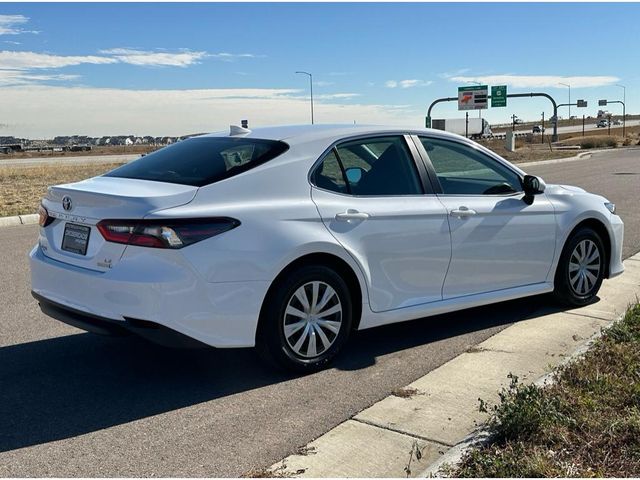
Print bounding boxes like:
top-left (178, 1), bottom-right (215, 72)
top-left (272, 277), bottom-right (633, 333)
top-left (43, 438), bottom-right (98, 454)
top-left (40, 176), bottom-right (198, 271)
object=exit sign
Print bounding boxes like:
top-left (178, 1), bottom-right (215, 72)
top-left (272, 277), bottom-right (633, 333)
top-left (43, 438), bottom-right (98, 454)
top-left (491, 85), bottom-right (507, 108)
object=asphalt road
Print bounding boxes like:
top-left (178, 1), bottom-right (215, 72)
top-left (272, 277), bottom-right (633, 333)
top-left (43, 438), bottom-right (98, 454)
top-left (495, 119), bottom-right (640, 136)
top-left (0, 148), bottom-right (638, 476)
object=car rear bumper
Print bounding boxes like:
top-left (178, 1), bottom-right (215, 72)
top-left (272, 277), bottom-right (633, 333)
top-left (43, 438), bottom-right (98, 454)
top-left (29, 245), bottom-right (270, 348)
top-left (32, 291), bottom-right (210, 348)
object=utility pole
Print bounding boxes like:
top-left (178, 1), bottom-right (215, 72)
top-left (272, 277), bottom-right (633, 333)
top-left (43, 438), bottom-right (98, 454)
top-left (582, 115), bottom-right (585, 137)
top-left (465, 112), bottom-right (469, 138)
top-left (295, 71), bottom-right (314, 124)
top-left (559, 82), bottom-right (571, 125)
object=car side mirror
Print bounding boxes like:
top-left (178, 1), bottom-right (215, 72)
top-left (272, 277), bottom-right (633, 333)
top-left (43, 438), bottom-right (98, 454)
top-left (345, 167), bottom-right (364, 184)
top-left (523, 175), bottom-right (546, 196)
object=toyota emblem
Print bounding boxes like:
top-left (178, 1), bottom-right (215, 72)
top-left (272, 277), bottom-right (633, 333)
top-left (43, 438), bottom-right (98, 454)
top-left (62, 195), bottom-right (73, 211)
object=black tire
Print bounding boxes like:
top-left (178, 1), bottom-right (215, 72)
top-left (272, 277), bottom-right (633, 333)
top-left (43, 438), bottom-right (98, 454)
top-left (553, 227), bottom-right (606, 306)
top-left (256, 265), bottom-right (353, 373)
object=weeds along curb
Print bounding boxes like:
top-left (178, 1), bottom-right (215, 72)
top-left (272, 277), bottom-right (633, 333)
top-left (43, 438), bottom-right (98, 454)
top-left (0, 213), bottom-right (38, 228)
top-left (419, 306), bottom-right (632, 478)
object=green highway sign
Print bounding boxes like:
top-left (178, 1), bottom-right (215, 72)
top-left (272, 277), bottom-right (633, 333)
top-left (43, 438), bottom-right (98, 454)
top-left (458, 85), bottom-right (488, 111)
top-left (491, 85), bottom-right (507, 108)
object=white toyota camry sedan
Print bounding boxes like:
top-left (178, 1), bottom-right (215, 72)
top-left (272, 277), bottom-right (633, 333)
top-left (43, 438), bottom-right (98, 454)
top-left (30, 125), bottom-right (624, 371)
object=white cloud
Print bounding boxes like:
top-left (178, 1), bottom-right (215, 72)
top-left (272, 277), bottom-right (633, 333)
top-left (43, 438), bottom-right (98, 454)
top-left (0, 15), bottom-right (36, 36)
top-left (0, 86), bottom-right (418, 137)
top-left (386, 79), bottom-right (432, 88)
top-left (450, 74), bottom-right (620, 89)
top-left (314, 93), bottom-right (361, 100)
top-left (209, 52), bottom-right (263, 61)
top-left (438, 68), bottom-right (469, 79)
top-left (99, 48), bottom-right (207, 67)
top-left (315, 81), bottom-right (335, 87)
top-left (0, 50), bottom-right (117, 69)
top-left (0, 69), bottom-right (80, 86)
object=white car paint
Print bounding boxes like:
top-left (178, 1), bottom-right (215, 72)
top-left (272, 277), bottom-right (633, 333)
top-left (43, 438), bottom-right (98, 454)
top-left (30, 124), bottom-right (624, 349)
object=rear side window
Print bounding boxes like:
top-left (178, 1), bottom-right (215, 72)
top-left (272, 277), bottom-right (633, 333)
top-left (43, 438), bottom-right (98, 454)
top-left (312, 136), bottom-right (423, 196)
top-left (104, 137), bottom-right (289, 187)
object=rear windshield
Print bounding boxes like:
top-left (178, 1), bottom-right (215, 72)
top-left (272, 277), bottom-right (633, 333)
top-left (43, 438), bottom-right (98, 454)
top-left (104, 137), bottom-right (289, 187)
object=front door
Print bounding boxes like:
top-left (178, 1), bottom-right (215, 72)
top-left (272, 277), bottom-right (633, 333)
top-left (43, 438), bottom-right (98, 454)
top-left (416, 136), bottom-right (557, 299)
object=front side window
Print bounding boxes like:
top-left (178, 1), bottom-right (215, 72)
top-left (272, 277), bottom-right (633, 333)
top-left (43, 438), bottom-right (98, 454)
top-left (105, 137), bottom-right (289, 187)
top-left (312, 136), bottom-right (422, 196)
top-left (419, 137), bottom-right (522, 195)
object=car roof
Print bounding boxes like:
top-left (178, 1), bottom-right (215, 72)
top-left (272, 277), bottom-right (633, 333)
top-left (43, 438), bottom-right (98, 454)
top-left (201, 124), bottom-right (464, 145)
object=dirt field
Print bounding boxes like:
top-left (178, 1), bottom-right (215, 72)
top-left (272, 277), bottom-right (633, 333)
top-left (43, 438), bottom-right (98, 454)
top-left (1, 145), bottom-right (157, 160)
top-left (0, 162), bottom-right (125, 217)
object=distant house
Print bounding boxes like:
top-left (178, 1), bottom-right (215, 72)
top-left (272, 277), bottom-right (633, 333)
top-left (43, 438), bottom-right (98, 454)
top-left (124, 137), bottom-right (134, 146)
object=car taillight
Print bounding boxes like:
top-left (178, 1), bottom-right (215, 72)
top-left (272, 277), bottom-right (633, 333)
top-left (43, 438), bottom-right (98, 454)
top-left (97, 218), bottom-right (240, 249)
top-left (38, 204), bottom-right (54, 227)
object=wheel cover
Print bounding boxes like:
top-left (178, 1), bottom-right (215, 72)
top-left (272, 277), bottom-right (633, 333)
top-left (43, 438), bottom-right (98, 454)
top-left (283, 281), bottom-right (343, 359)
top-left (568, 239), bottom-right (601, 296)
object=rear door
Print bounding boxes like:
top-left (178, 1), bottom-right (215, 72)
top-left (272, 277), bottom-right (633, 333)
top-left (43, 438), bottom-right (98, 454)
top-left (415, 135), bottom-right (557, 299)
top-left (310, 135), bottom-right (451, 313)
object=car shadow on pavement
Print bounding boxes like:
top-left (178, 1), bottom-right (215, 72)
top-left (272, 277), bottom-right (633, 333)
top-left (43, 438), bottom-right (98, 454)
top-left (334, 293), bottom-right (573, 371)
top-left (0, 332), bottom-right (292, 453)
top-left (0, 293), bottom-right (586, 453)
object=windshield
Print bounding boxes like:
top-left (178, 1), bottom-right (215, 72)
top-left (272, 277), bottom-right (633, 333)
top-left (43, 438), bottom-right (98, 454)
top-left (104, 137), bottom-right (289, 187)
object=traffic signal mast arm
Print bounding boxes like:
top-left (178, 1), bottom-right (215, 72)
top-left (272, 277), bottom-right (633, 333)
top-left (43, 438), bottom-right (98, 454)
top-left (427, 92), bottom-right (559, 141)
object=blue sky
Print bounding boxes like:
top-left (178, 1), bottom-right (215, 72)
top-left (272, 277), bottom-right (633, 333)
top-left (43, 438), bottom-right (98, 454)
top-left (1, 2), bottom-right (638, 137)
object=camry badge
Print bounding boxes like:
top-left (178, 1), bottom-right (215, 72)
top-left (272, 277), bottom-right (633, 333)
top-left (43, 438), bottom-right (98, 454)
top-left (62, 195), bottom-right (72, 211)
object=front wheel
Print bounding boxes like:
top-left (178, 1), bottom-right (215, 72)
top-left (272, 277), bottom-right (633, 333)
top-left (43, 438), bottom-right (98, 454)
top-left (256, 265), bottom-right (353, 373)
top-left (553, 228), bottom-right (605, 306)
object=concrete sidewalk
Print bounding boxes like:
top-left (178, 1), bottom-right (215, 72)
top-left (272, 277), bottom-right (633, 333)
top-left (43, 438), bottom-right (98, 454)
top-left (269, 254), bottom-right (640, 477)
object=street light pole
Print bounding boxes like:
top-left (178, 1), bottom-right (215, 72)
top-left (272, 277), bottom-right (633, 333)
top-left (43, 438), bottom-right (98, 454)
top-left (616, 84), bottom-right (626, 137)
top-left (295, 71), bottom-right (314, 124)
top-left (559, 82), bottom-right (571, 124)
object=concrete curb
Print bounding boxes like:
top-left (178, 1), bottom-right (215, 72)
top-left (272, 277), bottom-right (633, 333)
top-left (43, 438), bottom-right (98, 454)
top-left (0, 213), bottom-right (38, 227)
top-left (269, 254), bottom-right (640, 478)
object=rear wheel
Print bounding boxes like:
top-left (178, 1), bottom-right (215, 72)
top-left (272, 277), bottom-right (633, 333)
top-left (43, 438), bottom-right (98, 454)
top-left (553, 228), bottom-right (605, 306)
top-left (256, 265), bottom-right (352, 373)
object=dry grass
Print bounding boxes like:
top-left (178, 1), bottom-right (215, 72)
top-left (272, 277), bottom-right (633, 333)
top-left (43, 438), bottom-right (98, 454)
top-left (478, 139), bottom-right (577, 163)
top-left (448, 303), bottom-right (640, 477)
top-left (0, 162), bottom-right (125, 217)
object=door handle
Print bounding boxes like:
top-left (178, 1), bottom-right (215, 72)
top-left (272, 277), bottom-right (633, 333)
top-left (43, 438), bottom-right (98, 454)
top-left (335, 209), bottom-right (370, 221)
top-left (450, 206), bottom-right (477, 218)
